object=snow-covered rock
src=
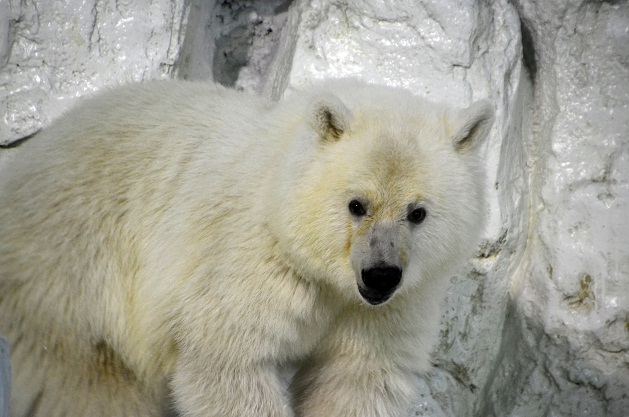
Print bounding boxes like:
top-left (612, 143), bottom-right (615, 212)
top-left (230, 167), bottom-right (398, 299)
top-left (0, 0), bottom-right (627, 416)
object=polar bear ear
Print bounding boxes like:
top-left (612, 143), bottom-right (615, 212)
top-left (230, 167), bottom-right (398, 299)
top-left (307, 94), bottom-right (351, 142)
top-left (448, 100), bottom-right (494, 153)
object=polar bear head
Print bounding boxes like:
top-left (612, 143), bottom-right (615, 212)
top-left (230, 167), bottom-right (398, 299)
top-left (271, 81), bottom-right (493, 306)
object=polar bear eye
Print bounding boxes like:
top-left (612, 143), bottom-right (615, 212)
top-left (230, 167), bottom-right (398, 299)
top-left (348, 199), bottom-right (367, 217)
top-left (408, 208), bottom-right (427, 224)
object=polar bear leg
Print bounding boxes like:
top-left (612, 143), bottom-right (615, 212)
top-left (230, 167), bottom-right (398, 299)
top-left (9, 335), bottom-right (165, 417)
top-left (171, 352), bottom-right (293, 417)
top-left (291, 301), bottom-right (430, 417)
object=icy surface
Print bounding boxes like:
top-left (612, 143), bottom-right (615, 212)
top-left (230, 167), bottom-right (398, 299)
top-left (1, 0), bottom-right (628, 416)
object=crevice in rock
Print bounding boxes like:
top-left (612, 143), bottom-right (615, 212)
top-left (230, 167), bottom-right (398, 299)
top-left (519, 18), bottom-right (537, 84)
top-left (175, 0), bottom-right (293, 93)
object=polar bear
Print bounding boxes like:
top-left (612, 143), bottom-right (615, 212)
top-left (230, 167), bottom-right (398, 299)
top-left (0, 79), bottom-right (493, 417)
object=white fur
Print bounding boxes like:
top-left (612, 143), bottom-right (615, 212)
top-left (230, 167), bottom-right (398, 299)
top-left (0, 79), bottom-right (493, 417)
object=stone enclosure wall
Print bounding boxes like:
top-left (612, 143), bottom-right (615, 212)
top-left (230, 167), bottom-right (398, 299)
top-left (1, 1), bottom-right (628, 416)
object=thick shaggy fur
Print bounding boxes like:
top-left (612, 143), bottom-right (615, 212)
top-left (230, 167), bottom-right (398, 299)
top-left (0, 80), bottom-right (493, 417)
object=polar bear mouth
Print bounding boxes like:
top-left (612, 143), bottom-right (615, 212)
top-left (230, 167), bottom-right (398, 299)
top-left (358, 265), bottom-right (402, 305)
top-left (358, 285), bottom-right (397, 305)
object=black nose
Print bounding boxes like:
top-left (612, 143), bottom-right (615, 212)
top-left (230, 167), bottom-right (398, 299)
top-left (361, 266), bottom-right (402, 294)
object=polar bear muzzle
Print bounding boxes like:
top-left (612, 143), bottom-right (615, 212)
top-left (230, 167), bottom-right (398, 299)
top-left (358, 265), bottom-right (402, 305)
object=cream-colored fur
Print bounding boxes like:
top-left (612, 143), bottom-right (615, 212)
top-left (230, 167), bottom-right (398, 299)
top-left (0, 80), bottom-right (493, 417)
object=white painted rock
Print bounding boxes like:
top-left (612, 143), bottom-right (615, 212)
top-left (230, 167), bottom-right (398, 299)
top-left (484, 2), bottom-right (629, 416)
top-left (0, 0), bottom-right (185, 144)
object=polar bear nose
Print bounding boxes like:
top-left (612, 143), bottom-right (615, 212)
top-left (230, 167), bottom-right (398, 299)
top-left (362, 266), bottom-right (402, 291)
top-left (359, 266), bottom-right (402, 305)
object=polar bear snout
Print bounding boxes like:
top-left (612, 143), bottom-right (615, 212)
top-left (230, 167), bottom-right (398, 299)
top-left (362, 266), bottom-right (402, 291)
top-left (359, 266), bottom-right (402, 305)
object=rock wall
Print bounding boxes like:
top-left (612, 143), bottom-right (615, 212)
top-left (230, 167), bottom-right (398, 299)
top-left (0, 0), bottom-right (185, 143)
top-left (484, 2), bottom-right (629, 416)
top-left (0, 0), bottom-right (627, 416)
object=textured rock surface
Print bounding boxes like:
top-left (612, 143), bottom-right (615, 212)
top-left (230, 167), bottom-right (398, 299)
top-left (175, 0), bottom-right (290, 92)
top-left (0, 0), bottom-right (627, 416)
top-left (0, 0), bottom-right (185, 144)
top-left (483, 2), bottom-right (629, 416)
